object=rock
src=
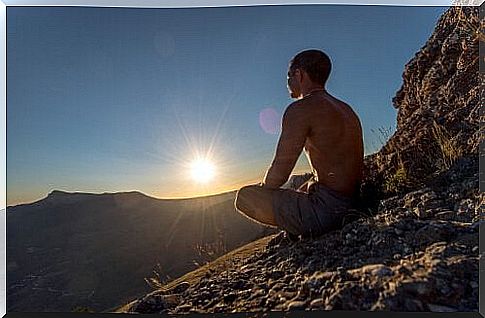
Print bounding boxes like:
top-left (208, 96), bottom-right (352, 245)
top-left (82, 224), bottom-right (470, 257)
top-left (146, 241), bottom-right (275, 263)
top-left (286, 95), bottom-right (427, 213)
top-left (427, 304), bottom-right (458, 312)
top-left (435, 210), bottom-right (456, 221)
top-left (230, 279), bottom-right (247, 290)
top-left (401, 281), bottom-right (431, 296)
top-left (132, 293), bottom-right (178, 313)
top-left (162, 294), bottom-right (181, 307)
top-left (280, 291), bottom-right (297, 300)
top-left (171, 281), bottom-right (190, 294)
top-left (309, 298), bottom-right (324, 309)
top-left (469, 281), bottom-right (478, 289)
top-left (358, 264), bottom-right (393, 278)
top-left (223, 293), bottom-right (237, 303)
top-left (286, 300), bottom-right (308, 311)
top-left (269, 270), bottom-right (284, 280)
top-left (175, 303), bottom-right (193, 312)
top-left (213, 302), bottom-right (227, 313)
top-left (403, 298), bottom-right (424, 311)
top-left (189, 308), bottom-right (207, 314)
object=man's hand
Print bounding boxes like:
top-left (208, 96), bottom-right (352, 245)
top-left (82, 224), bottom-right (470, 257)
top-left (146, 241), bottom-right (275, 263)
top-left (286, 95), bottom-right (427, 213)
top-left (297, 181), bottom-right (309, 192)
top-left (260, 181), bottom-right (278, 190)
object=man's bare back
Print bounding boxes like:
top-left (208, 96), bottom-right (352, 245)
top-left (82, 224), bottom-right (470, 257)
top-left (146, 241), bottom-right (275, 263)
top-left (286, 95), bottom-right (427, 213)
top-left (235, 49), bottom-right (364, 237)
top-left (298, 91), bottom-right (363, 197)
top-left (262, 91), bottom-right (363, 198)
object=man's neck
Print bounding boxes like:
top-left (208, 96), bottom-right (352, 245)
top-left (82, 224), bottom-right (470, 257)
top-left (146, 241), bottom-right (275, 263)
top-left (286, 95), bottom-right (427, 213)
top-left (299, 85), bottom-right (326, 99)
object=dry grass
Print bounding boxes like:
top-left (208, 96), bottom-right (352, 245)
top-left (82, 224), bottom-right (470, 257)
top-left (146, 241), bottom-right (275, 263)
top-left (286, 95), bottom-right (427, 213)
top-left (370, 126), bottom-right (394, 151)
top-left (144, 263), bottom-right (171, 290)
top-left (110, 235), bottom-right (274, 313)
top-left (192, 230), bottom-right (228, 267)
top-left (144, 231), bottom-right (230, 290)
top-left (431, 120), bottom-right (463, 171)
top-left (383, 155), bottom-right (409, 195)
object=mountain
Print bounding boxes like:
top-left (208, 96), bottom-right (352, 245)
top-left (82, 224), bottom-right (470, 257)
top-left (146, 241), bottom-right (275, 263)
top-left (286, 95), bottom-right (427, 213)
top-left (6, 190), bottom-right (277, 312)
top-left (115, 6), bottom-right (480, 314)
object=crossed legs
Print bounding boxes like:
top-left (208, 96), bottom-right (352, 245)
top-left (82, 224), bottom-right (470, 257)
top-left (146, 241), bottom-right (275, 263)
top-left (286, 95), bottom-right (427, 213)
top-left (234, 184), bottom-right (278, 227)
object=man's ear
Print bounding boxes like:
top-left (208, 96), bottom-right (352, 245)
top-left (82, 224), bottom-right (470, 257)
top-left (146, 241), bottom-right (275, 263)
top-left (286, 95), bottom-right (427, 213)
top-left (294, 68), bottom-right (303, 82)
top-left (298, 69), bottom-right (310, 83)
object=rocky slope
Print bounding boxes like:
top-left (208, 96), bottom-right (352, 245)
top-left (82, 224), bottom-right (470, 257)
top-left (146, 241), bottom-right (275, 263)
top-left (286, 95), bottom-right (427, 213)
top-left (114, 6), bottom-right (480, 314)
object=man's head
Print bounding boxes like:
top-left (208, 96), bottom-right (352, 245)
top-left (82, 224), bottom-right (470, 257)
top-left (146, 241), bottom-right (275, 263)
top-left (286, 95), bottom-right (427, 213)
top-left (287, 49), bottom-right (332, 99)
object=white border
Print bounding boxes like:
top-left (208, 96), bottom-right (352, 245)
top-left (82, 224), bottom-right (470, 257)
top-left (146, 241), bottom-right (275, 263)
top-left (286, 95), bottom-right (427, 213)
top-left (1, 0), bottom-right (481, 316)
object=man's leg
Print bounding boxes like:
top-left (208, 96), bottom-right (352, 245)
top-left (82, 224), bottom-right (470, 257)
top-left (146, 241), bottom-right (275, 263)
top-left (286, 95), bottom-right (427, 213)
top-left (234, 184), bottom-right (278, 227)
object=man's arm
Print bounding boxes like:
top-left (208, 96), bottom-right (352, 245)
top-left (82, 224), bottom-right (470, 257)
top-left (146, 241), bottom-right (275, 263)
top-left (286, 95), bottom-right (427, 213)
top-left (262, 103), bottom-right (309, 189)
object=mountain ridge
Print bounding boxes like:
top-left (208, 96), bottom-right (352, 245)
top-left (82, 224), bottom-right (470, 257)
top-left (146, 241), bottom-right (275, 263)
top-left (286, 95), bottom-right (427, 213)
top-left (7, 186), bottom-right (276, 312)
top-left (7, 188), bottom-right (239, 210)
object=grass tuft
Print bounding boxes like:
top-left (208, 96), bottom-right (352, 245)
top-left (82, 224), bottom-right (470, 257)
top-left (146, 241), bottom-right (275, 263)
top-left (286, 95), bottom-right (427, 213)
top-left (192, 229), bottom-right (228, 267)
top-left (383, 155), bottom-right (410, 195)
top-left (431, 120), bottom-right (463, 171)
top-left (144, 263), bottom-right (171, 290)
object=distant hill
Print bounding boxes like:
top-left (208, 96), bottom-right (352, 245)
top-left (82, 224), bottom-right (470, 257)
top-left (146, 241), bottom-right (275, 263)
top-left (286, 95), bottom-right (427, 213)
top-left (6, 190), bottom-right (277, 312)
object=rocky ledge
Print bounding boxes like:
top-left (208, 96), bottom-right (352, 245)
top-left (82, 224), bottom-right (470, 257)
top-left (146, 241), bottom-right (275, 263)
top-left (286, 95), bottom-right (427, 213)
top-left (115, 154), bottom-right (479, 314)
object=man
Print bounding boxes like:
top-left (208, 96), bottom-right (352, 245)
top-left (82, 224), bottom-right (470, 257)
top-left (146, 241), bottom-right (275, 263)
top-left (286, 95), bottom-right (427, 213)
top-left (234, 49), bottom-right (364, 239)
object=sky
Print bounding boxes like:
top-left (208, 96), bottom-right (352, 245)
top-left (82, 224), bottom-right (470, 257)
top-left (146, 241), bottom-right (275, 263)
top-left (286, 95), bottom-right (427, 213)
top-left (6, 5), bottom-right (448, 206)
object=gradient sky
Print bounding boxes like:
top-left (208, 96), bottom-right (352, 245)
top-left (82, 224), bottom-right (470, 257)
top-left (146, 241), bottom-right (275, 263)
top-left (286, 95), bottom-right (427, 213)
top-left (7, 5), bottom-right (447, 206)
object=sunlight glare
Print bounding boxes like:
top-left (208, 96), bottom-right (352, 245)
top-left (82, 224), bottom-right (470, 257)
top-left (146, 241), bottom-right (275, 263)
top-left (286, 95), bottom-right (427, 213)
top-left (190, 159), bottom-right (216, 183)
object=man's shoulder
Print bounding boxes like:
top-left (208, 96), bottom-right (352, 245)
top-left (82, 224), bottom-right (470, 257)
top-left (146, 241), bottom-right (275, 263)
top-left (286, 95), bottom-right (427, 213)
top-left (281, 101), bottom-right (310, 128)
top-left (284, 100), bottom-right (305, 116)
top-left (288, 99), bottom-right (305, 108)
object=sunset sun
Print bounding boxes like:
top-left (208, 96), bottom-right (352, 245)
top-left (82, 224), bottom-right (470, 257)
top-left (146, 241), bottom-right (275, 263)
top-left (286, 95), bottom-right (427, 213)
top-left (190, 159), bottom-right (216, 183)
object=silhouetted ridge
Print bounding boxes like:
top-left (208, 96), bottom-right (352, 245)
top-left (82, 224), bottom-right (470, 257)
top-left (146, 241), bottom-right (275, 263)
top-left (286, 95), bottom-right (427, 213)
top-left (47, 189), bottom-right (147, 197)
top-left (7, 186), bottom-right (274, 312)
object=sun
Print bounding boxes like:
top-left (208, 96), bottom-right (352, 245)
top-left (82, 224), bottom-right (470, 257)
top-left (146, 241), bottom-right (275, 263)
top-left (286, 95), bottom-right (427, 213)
top-left (190, 159), bottom-right (216, 183)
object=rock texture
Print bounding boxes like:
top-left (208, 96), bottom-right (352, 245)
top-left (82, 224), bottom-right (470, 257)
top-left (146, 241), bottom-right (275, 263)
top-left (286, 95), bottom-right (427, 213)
top-left (116, 159), bottom-right (479, 313)
top-left (114, 6), bottom-right (480, 314)
top-left (362, 6), bottom-right (480, 200)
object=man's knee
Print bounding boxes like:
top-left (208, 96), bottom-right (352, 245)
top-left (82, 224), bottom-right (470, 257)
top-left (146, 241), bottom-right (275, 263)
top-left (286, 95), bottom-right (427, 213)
top-left (235, 185), bottom-right (279, 227)
top-left (235, 184), bottom-right (260, 213)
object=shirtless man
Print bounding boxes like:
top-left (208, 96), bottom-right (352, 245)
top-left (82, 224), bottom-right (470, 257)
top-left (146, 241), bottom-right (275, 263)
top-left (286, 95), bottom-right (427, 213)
top-left (234, 49), bottom-right (364, 239)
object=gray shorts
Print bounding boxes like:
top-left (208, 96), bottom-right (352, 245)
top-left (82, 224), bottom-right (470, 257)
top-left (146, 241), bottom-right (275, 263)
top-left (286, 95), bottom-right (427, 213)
top-left (272, 181), bottom-right (354, 238)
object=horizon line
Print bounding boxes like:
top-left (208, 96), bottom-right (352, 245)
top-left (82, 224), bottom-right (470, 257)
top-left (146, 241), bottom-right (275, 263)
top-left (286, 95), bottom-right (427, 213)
top-left (5, 186), bottom-right (247, 209)
top-left (5, 149), bottom-right (381, 209)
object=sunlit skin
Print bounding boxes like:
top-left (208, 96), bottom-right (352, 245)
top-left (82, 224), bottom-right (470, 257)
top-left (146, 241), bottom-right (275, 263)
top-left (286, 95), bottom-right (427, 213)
top-left (190, 159), bottom-right (216, 183)
top-left (235, 53), bottom-right (364, 229)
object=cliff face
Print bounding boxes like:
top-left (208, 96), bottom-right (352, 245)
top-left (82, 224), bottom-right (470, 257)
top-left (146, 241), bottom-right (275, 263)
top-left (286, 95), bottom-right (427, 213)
top-left (363, 6), bottom-right (480, 198)
top-left (115, 6), bottom-right (480, 314)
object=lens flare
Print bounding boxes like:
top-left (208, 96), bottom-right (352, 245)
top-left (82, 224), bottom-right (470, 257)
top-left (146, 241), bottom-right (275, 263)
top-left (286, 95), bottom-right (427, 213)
top-left (259, 107), bottom-right (280, 135)
top-left (190, 159), bottom-right (216, 183)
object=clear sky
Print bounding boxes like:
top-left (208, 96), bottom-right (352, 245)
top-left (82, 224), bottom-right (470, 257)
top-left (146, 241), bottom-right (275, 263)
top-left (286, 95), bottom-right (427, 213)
top-left (6, 5), bottom-right (447, 206)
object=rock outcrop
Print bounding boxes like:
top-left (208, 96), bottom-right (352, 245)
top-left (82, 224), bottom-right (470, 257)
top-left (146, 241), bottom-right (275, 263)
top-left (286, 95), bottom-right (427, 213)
top-left (362, 6), bottom-right (480, 200)
top-left (114, 6), bottom-right (480, 314)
